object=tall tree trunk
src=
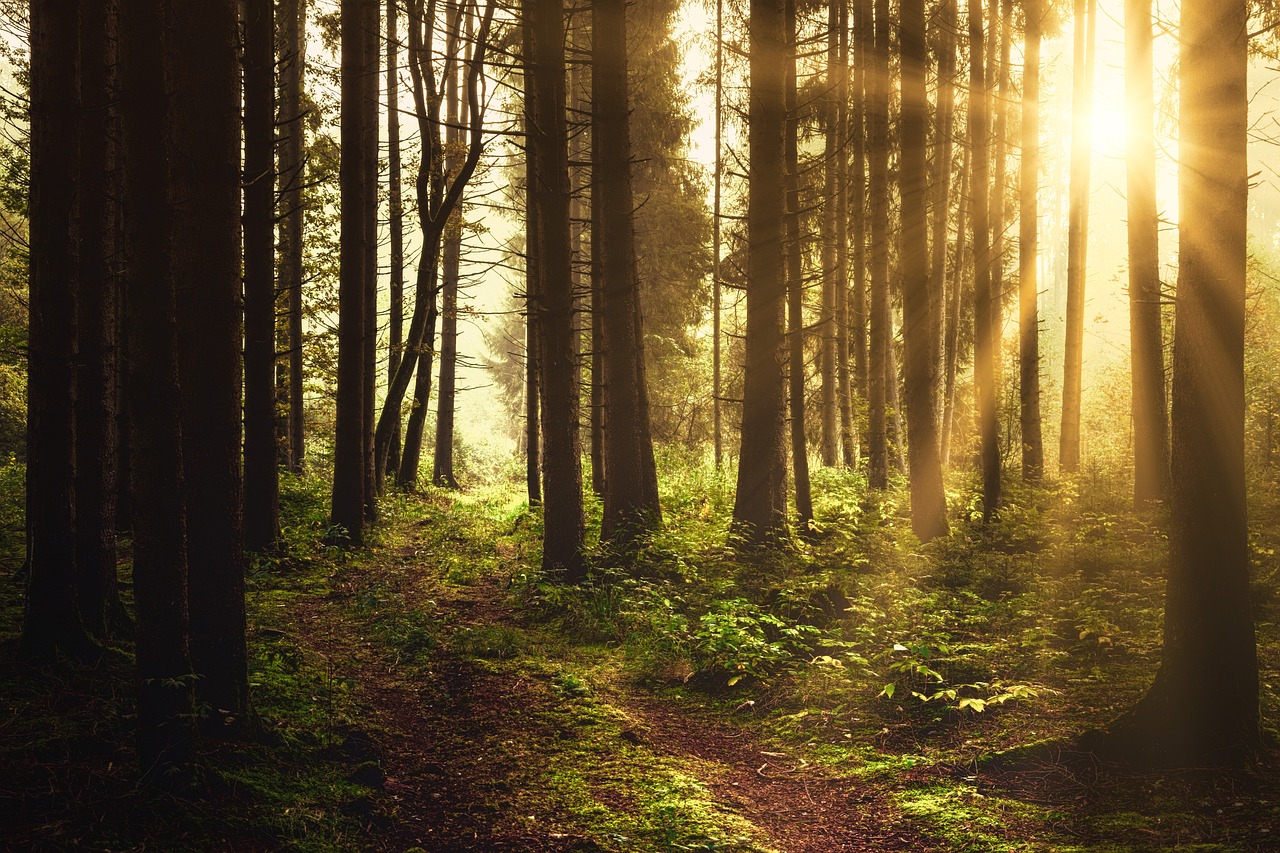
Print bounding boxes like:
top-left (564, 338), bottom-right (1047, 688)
top-left (867, 0), bottom-right (890, 488)
top-left (596, 0), bottom-right (661, 543)
top-left (245, 0), bottom-right (280, 551)
top-left (172, 0), bottom-right (250, 729)
top-left (930, 0), bottom-right (956, 434)
top-left (433, 2), bottom-right (465, 490)
top-left (74, 0), bottom-right (126, 641)
top-left (835, 0), bottom-right (856, 467)
top-left (852, 0), bottom-right (869, 413)
top-left (530, 0), bottom-right (586, 577)
top-left (941, 144), bottom-right (969, 465)
top-left (713, 0), bottom-right (724, 470)
top-left (332, 0), bottom-right (372, 543)
top-left (281, 0), bottom-right (307, 474)
top-left (361, 0), bottom-right (379, 518)
top-left (969, 0), bottom-right (999, 519)
top-left (118, 0), bottom-right (195, 783)
top-left (990, 0), bottom-right (1011, 408)
top-left (1060, 0), bottom-right (1095, 474)
top-left (387, 0), bottom-right (404, 476)
top-left (590, 177), bottom-right (606, 495)
top-left (1126, 0), bottom-right (1169, 506)
top-left (1092, 0), bottom-right (1256, 765)
top-left (1019, 0), bottom-right (1044, 481)
top-left (901, 0), bottom-right (948, 540)
top-left (818, 0), bottom-right (839, 468)
top-left (21, 0), bottom-right (93, 661)
top-left (524, 13), bottom-right (542, 507)
top-left (785, 0), bottom-right (813, 529)
top-left (733, 0), bottom-right (789, 545)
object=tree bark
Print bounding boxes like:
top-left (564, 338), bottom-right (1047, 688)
top-left (867, 0), bottom-right (890, 489)
top-left (901, 0), bottom-right (948, 540)
top-left (1126, 0), bottom-right (1169, 506)
top-left (281, 0), bottom-right (308, 474)
top-left (941, 144), bottom-right (969, 466)
top-left (732, 0), bottom-right (789, 546)
top-left (785, 0), bottom-right (813, 530)
top-left (245, 0), bottom-right (280, 551)
top-left (529, 0), bottom-right (586, 577)
top-left (835, 0), bottom-right (856, 467)
top-left (851, 0), bottom-right (869, 415)
top-left (969, 0), bottom-right (999, 519)
top-left (21, 0), bottom-right (93, 661)
top-left (596, 0), bottom-right (661, 543)
top-left (1019, 0), bottom-right (1045, 481)
top-left (387, 0), bottom-right (404, 476)
top-left (818, 0), bottom-right (840, 468)
top-left (1091, 0), bottom-right (1256, 765)
top-left (1060, 0), bottom-right (1096, 474)
top-left (930, 0), bottom-right (956, 436)
top-left (713, 0), bottom-right (724, 470)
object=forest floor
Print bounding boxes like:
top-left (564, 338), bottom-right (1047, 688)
top-left (2, 471), bottom-right (1280, 851)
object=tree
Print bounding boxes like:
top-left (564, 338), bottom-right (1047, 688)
top-left (834, 0), bottom-right (856, 467)
top-left (524, 11), bottom-right (542, 508)
top-left (1090, 0), bottom-right (1257, 765)
top-left (1019, 0), bottom-right (1044, 481)
top-left (118, 0), bottom-right (194, 782)
top-left (1060, 0), bottom-right (1096, 474)
top-left (941, 146), bottom-right (970, 466)
top-left (244, 0), bottom-right (280, 551)
top-left (596, 0), bottom-right (662, 543)
top-left (930, 0), bottom-right (957, 435)
top-left (901, 0), bottom-right (949, 540)
top-left (867, 0), bottom-right (891, 489)
top-left (171, 0), bottom-right (250, 729)
top-left (969, 0), bottom-right (999, 519)
top-left (732, 0), bottom-right (788, 546)
top-left (819, 0), bottom-right (840, 469)
top-left (529, 0), bottom-right (586, 577)
top-left (1126, 0), bottom-right (1169, 506)
top-left (386, 0), bottom-right (405, 476)
top-left (280, 0), bottom-right (308, 474)
top-left (851, 0), bottom-right (869, 410)
top-left (332, 0), bottom-right (374, 543)
top-left (784, 0), bottom-right (812, 530)
top-left (21, 0), bottom-right (92, 661)
top-left (712, 0), bottom-right (724, 470)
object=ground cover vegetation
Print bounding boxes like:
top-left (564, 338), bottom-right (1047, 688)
top-left (4, 0), bottom-right (1280, 849)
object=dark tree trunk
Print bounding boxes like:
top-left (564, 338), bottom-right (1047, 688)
top-left (596, 0), bottom-right (661, 543)
top-left (387, 0), bottom-right (404, 477)
top-left (245, 0), bottom-right (280, 551)
top-left (835, 0), bottom-right (856, 467)
top-left (1126, 0), bottom-right (1169, 506)
top-left (398, 268), bottom-right (439, 488)
top-left (590, 177), bottom-right (605, 495)
top-left (989, 0), bottom-right (1011, 416)
top-left (930, 0), bottom-right (956, 435)
top-left (21, 0), bottom-right (93, 661)
top-left (1060, 0), bottom-right (1095, 474)
top-left (361, 0), bottom-right (379, 519)
top-left (818, 0), bottom-right (839, 469)
top-left (901, 0), bottom-right (948, 540)
top-left (851, 0), bottom-right (869, 411)
top-left (74, 0), bottom-right (126, 641)
top-left (784, 0), bottom-right (813, 529)
top-left (332, 0), bottom-right (372, 542)
top-left (171, 0), bottom-right (250, 728)
top-left (529, 0), bottom-right (586, 577)
top-left (524, 16), bottom-right (543, 507)
top-left (712, 0), bottom-right (724, 470)
top-left (433, 2), bottom-right (464, 490)
top-left (969, 0), bottom-right (999, 519)
top-left (1019, 0), bottom-right (1044, 481)
top-left (867, 0), bottom-right (890, 489)
top-left (941, 144), bottom-right (969, 465)
top-left (118, 0), bottom-right (194, 782)
top-left (1091, 0), bottom-right (1256, 765)
top-left (732, 0), bottom-right (788, 546)
top-left (280, 0), bottom-right (308, 474)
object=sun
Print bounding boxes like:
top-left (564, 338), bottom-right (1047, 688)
top-left (1090, 99), bottom-right (1130, 156)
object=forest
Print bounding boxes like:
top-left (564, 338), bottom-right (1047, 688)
top-left (1, 0), bottom-right (1279, 849)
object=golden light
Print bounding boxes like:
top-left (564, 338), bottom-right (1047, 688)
top-left (1090, 98), bottom-right (1129, 156)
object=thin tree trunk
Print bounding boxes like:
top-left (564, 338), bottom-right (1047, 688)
top-left (387, 0), bottom-right (404, 476)
top-left (867, 0), bottom-right (890, 488)
top-left (930, 0), bottom-right (956, 433)
top-left (733, 0), bottom-right (789, 545)
top-left (941, 144), bottom-right (969, 465)
top-left (590, 177), bottom-right (605, 495)
top-left (989, 0), bottom-right (1011, 408)
top-left (1019, 0), bottom-right (1044, 481)
top-left (851, 0), bottom-right (869, 406)
top-left (530, 0), bottom-right (586, 577)
top-left (785, 0), bottom-right (813, 529)
top-left (901, 0), bottom-right (948, 540)
top-left (245, 0), bottom-right (280, 551)
top-left (1126, 0), bottom-right (1169, 506)
top-left (713, 0), bottom-right (724, 470)
top-left (818, 0), bottom-right (839, 468)
top-left (524, 12), bottom-right (542, 507)
top-left (835, 0), bottom-right (856, 467)
top-left (332, 0), bottom-right (372, 543)
top-left (361, 0), bottom-right (379, 518)
top-left (969, 0), bottom-right (999, 519)
top-left (1060, 0), bottom-right (1095, 473)
top-left (282, 0), bottom-right (307, 474)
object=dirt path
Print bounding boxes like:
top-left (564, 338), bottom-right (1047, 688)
top-left (283, 532), bottom-right (938, 853)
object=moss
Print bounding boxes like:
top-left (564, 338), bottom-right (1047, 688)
top-left (895, 783), bottom-right (1069, 852)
